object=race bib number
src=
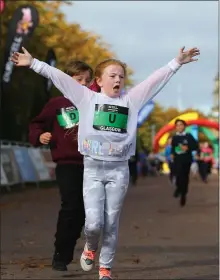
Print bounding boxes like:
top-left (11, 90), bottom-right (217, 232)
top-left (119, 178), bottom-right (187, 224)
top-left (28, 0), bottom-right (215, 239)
top-left (175, 144), bottom-right (185, 154)
top-left (93, 104), bottom-right (128, 133)
top-left (56, 106), bottom-right (79, 129)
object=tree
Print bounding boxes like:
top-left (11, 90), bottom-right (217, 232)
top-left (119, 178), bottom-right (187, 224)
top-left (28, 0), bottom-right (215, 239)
top-left (1, 1), bottom-right (133, 141)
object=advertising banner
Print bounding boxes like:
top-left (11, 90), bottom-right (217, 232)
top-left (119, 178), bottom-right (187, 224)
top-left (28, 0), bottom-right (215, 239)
top-left (40, 149), bottom-right (56, 180)
top-left (0, 0), bottom-right (5, 13)
top-left (28, 147), bottom-right (50, 181)
top-left (13, 146), bottom-right (38, 182)
top-left (1, 164), bottom-right (8, 185)
top-left (137, 101), bottom-right (155, 128)
top-left (1, 146), bottom-right (21, 185)
top-left (2, 5), bottom-right (39, 88)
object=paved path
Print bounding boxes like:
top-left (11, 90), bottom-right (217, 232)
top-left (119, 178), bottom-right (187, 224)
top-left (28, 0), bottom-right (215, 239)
top-left (1, 175), bottom-right (218, 279)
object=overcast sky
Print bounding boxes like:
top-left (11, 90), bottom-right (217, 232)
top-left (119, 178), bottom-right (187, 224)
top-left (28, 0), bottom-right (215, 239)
top-left (61, 1), bottom-right (218, 113)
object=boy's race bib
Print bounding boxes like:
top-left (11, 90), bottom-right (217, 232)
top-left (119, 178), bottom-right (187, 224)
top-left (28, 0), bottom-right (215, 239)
top-left (93, 104), bottom-right (128, 134)
top-left (56, 106), bottom-right (79, 129)
top-left (175, 144), bottom-right (186, 154)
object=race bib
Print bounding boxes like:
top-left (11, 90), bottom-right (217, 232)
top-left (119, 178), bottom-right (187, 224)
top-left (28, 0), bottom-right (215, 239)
top-left (202, 152), bottom-right (210, 158)
top-left (93, 104), bottom-right (128, 134)
top-left (175, 144), bottom-right (185, 154)
top-left (56, 106), bottom-right (79, 129)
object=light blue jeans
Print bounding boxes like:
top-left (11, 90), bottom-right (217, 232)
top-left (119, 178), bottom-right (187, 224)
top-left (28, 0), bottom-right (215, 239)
top-left (83, 156), bottom-right (129, 268)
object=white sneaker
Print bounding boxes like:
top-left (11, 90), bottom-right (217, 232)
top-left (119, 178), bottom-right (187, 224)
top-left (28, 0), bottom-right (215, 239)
top-left (80, 243), bottom-right (95, 272)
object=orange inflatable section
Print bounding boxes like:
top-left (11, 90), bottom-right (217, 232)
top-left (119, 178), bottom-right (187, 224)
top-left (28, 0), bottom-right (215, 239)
top-left (158, 112), bottom-right (199, 148)
top-left (153, 119), bottom-right (219, 153)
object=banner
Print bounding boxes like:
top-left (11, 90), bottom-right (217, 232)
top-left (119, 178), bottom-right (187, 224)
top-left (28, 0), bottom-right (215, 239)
top-left (0, 0), bottom-right (5, 13)
top-left (28, 147), bottom-right (51, 181)
top-left (2, 5), bottom-right (39, 88)
top-left (120, 89), bottom-right (126, 96)
top-left (1, 146), bottom-right (21, 185)
top-left (137, 101), bottom-right (155, 128)
top-left (13, 146), bottom-right (38, 182)
top-left (45, 49), bottom-right (56, 100)
top-left (1, 164), bottom-right (8, 185)
top-left (40, 149), bottom-right (56, 180)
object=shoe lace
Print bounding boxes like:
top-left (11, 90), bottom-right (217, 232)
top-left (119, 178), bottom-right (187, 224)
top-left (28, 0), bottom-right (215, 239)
top-left (84, 250), bottom-right (95, 260)
top-left (99, 267), bottom-right (111, 277)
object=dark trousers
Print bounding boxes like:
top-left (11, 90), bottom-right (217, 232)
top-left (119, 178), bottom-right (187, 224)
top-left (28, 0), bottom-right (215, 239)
top-left (174, 159), bottom-right (191, 196)
top-left (168, 161), bottom-right (175, 182)
top-left (207, 162), bottom-right (212, 174)
top-left (198, 161), bottom-right (210, 182)
top-left (54, 163), bottom-right (85, 264)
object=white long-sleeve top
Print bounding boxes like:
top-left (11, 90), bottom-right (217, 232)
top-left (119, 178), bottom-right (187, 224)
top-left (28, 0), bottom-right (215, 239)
top-left (30, 58), bottom-right (181, 161)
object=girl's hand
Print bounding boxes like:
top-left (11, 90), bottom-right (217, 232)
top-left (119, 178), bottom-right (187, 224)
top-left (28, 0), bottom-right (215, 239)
top-left (10, 47), bottom-right (33, 67)
top-left (176, 47), bottom-right (200, 65)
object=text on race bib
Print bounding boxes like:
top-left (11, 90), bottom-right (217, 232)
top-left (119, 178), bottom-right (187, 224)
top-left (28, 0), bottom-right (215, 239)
top-left (56, 107), bottom-right (79, 129)
top-left (93, 104), bottom-right (129, 134)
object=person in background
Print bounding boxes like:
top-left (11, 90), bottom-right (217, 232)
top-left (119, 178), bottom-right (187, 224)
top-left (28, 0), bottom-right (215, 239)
top-left (197, 142), bottom-right (203, 180)
top-left (198, 142), bottom-right (213, 183)
top-left (29, 60), bottom-right (93, 271)
top-left (147, 152), bottom-right (162, 176)
top-left (129, 148), bottom-right (139, 186)
top-left (139, 141), bottom-right (150, 177)
top-left (191, 150), bottom-right (199, 179)
top-left (207, 143), bottom-right (214, 175)
top-left (154, 153), bottom-right (165, 175)
top-left (171, 119), bottom-right (199, 207)
top-left (164, 136), bottom-right (175, 184)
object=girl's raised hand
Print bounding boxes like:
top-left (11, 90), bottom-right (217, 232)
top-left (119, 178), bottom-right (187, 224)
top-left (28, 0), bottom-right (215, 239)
top-left (10, 47), bottom-right (33, 67)
top-left (176, 47), bottom-right (200, 65)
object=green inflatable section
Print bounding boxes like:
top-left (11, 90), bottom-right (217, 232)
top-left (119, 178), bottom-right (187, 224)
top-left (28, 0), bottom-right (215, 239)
top-left (186, 125), bottom-right (219, 160)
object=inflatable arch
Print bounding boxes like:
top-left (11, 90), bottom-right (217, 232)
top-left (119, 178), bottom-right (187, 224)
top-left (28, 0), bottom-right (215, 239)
top-left (158, 112), bottom-right (199, 148)
top-left (186, 126), bottom-right (219, 160)
top-left (153, 119), bottom-right (219, 153)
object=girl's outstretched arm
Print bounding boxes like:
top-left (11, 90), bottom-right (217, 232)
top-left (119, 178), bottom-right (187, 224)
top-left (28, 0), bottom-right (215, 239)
top-left (11, 47), bottom-right (93, 108)
top-left (128, 59), bottom-right (181, 110)
top-left (128, 47), bottom-right (200, 111)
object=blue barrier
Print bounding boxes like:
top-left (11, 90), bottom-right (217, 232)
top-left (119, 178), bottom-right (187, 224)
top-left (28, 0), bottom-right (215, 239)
top-left (13, 146), bottom-right (38, 182)
top-left (1, 146), bottom-right (21, 185)
top-left (0, 142), bottom-right (55, 190)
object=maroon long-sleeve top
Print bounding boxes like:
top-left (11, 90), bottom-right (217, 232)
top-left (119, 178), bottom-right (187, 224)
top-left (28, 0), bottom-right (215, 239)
top-left (29, 96), bottom-right (83, 165)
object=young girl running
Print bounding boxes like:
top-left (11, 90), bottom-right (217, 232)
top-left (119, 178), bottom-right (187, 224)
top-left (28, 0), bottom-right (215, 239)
top-left (11, 46), bottom-right (200, 280)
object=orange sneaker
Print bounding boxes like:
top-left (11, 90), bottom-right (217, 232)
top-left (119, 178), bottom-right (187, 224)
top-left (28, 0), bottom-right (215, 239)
top-left (99, 267), bottom-right (112, 280)
top-left (80, 243), bottom-right (95, 271)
